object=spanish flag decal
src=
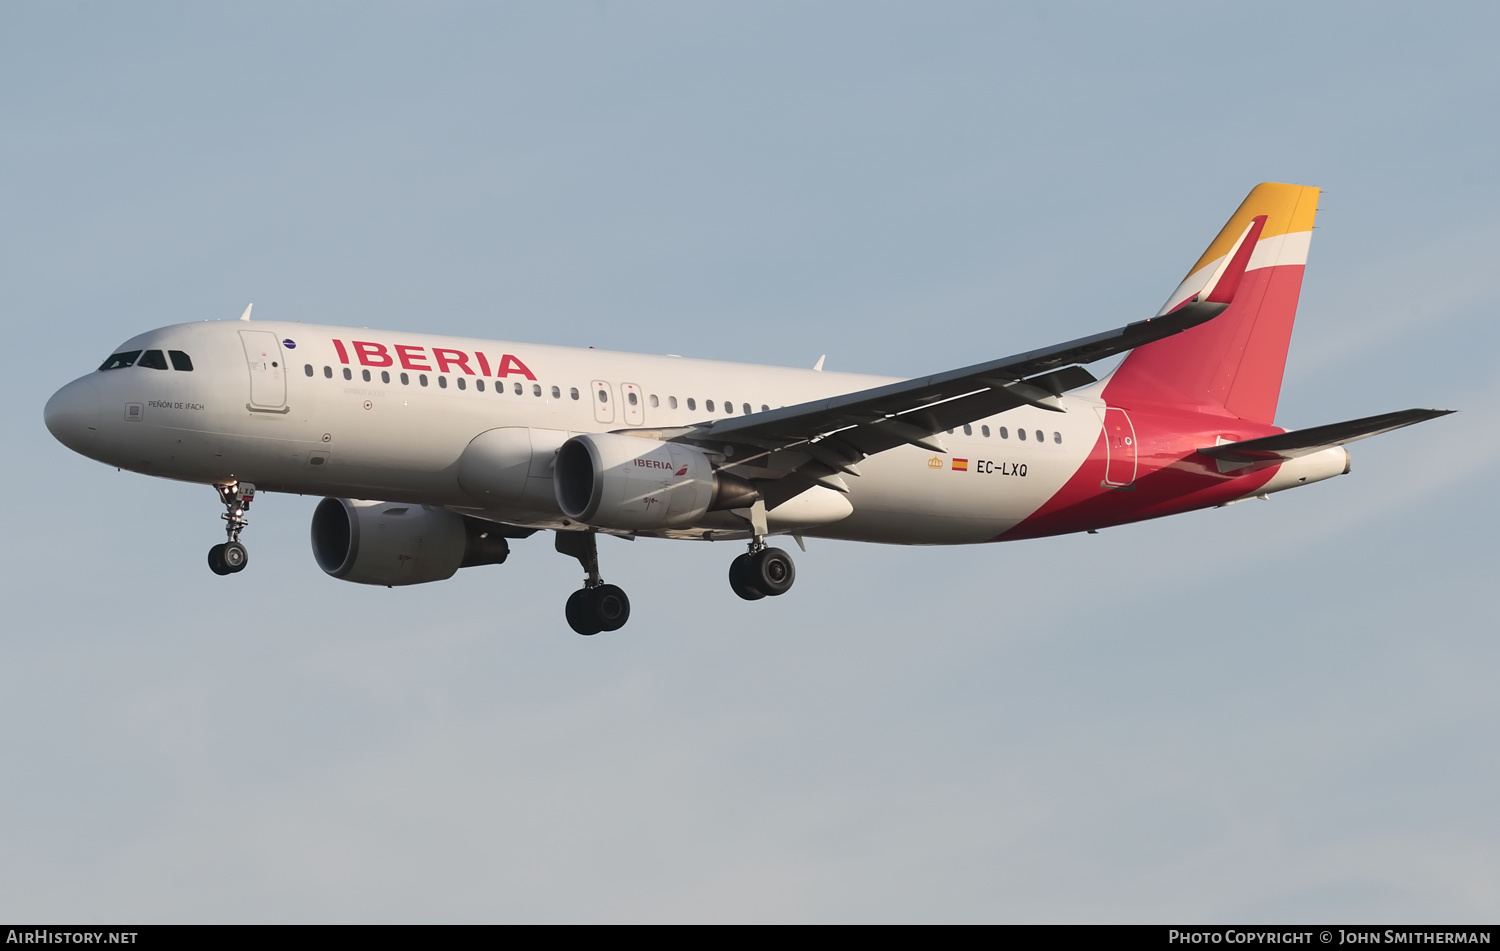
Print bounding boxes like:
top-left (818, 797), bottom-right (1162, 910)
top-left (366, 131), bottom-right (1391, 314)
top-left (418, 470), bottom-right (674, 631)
top-left (952, 458), bottom-right (969, 471)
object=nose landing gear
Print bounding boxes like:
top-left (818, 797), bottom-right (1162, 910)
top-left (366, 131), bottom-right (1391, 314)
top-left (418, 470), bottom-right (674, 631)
top-left (556, 530), bottom-right (631, 636)
top-left (207, 482), bottom-right (255, 576)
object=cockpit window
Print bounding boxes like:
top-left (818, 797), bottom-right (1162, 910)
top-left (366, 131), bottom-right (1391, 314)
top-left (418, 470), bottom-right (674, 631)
top-left (169, 350), bottom-right (194, 371)
top-left (138, 349), bottom-right (169, 370)
top-left (99, 351), bottom-right (142, 371)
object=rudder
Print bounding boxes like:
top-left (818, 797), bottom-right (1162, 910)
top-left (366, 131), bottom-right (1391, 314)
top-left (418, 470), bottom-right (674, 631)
top-left (1104, 183), bottom-right (1320, 423)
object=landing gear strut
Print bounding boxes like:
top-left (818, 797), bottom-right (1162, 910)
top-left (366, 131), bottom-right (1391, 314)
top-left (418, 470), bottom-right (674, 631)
top-left (207, 482), bottom-right (254, 576)
top-left (556, 530), bottom-right (631, 636)
top-left (729, 501), bottom-right (795, 600)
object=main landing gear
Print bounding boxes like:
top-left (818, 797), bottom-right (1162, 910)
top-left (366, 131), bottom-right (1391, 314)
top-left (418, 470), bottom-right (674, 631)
top-left (729, 542), bottom-right (796, 601)
top-left (556, 530), bottom-right (631, 636)
top-left (207, 482), bottom-right (255, 576)
top-left (727, 499), bottom-right (796, 601)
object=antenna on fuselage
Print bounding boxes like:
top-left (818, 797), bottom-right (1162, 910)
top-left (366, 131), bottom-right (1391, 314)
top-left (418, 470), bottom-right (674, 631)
top-left (812, 355), bottom-right (825, 371)
top-left (239, 303), bottom-right (253, 321)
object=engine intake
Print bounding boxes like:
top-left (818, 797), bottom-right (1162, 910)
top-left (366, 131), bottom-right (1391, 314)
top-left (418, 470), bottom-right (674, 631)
top-left (554, 433), bottom-right (756, 531)
top-left (311, 498), bottom-right (510, 586)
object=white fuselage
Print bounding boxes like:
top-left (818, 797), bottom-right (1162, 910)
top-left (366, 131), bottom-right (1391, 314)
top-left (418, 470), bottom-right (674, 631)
top-left (47, 319), bottom-right (1104, 544)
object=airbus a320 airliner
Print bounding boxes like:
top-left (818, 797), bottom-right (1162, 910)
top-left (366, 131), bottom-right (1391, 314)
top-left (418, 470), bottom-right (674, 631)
top-left (44, 184), bottom-right (1450, 634)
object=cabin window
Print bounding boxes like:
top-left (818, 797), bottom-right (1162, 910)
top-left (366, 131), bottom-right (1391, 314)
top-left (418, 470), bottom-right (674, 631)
top-left (169, 351), bottom-right (194, 371)
top-left (1036, 430), bottom-right (1044, 443)
top-left (138, 349), bottom-right (169, 370)
top-left (761, 404), bottom-right (769, 412)
top-left (597, 388), bottom-right (607, 403)
top-left (723, 400), bottom-right (732, 414)
top-left (343, 368), bottom-right (352, 381)
top-left (628, 391), bottom-right (638, 406)
top-left (1053, 432), bottom-right (1062, 444)
top-left (324, 366), bottom-right (333, 379)
top-left (570, 387), bottom-right (580, 400)
top-left (438, 376), bottom-right (447, 389)
top-left (419, 374), bottom-right (428, 386)
top-left (400, 372), bottom-right (409, 385)
top-left (533, 384), bottom-right (542, 397)
top-left (476, 379), bottom-right (485, 392)
top-left (687, 398), bottom-right (696, 411)
top-left (982, 425), bottom-right (991, 437)
top-left (963, 424), bottom-right (972, 436)
top-left (551, 385), bottom-right (561, 399)
top-left (669, 396), bottom-right (678, 409)
top-left (456, 377), bottom-right (466, 390)
top-left (304, 364), bottom-right (314, 377)
top-left (514, 382), bottom-right (523, 395)
top-left (380, 371), bottom-right (390, 384)
top-left (1018, 428), bottom-right (1027, 441)
top-left (705, 400), bottom-right (715, 412)
top-left (999, 427), bottom-right (1009, 439)
top-left (99, 351), bottom-right (142, 371)
top-left (650, 394), bottom-right (659, 408)
top-left (362, 369), bottom-right (371, 382)
top-left (743, 403), bottom-right (751, 415)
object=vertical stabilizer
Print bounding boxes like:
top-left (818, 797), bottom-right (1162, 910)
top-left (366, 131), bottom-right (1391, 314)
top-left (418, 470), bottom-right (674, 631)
top-left (1103, 183), bottom-right (1320, 423)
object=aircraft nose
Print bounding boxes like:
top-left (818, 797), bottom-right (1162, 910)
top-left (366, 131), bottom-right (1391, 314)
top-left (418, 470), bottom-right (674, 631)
top-left (44, 378), bottom-right (102, 454)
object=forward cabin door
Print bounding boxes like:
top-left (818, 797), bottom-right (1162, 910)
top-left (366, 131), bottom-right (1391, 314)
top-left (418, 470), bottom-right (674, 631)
top-left (1100, 407), bottom-right (1137, 487)
top-left (239, 330), bottom-right (288, 412)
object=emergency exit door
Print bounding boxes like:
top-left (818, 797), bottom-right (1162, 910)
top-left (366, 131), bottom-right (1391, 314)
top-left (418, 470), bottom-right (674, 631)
top-left (621, 383), bottom-right (645, 425)
top-left (591, 381), bottom-right (615, 424)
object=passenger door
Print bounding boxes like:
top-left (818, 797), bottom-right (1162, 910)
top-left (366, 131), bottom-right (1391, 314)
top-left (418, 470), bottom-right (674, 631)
top-left (1100, 407), bottom-right (1137, 486)
top-left (239, 330), bottom-right (288, 412)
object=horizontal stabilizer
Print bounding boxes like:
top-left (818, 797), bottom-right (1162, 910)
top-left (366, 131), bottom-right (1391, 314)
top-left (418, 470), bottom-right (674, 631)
top-left (1199, 408), bottom-right (1454, 463)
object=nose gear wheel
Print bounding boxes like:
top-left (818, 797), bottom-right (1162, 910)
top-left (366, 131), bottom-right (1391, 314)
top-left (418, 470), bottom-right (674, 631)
top-left (207, 540), bottom-right (249, 575)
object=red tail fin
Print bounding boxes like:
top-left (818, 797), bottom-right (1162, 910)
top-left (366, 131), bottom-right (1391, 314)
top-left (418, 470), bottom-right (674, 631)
top-left (1103, 183), bottom-right (1320, 424)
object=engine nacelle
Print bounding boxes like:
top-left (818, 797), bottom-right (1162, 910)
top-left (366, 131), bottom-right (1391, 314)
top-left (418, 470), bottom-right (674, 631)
top-left (310, 498), bottom-right (510, 586)
top-left (554, 433), bottom-right (755, 531)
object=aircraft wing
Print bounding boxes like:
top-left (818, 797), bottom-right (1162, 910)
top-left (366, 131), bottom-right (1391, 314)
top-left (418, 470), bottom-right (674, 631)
top-left (1198, 408), bottom-right (1454, 464)
top-left (654, 296), bottom-right (1228, 494)
top-left (641, 214), bottom-right (1267, 498)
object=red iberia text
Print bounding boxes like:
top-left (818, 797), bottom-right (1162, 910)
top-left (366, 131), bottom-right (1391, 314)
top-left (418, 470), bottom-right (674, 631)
top-left (332, 339), bottom-right (536, 380)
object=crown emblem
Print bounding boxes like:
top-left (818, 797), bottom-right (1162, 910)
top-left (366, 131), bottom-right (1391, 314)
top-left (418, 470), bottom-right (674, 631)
top-left (927, 456), bottom-right (943, 469)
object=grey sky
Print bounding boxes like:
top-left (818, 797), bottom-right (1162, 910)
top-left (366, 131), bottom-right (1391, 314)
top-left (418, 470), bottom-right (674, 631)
top-left (2, 1), bottom-right (1495, 923)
